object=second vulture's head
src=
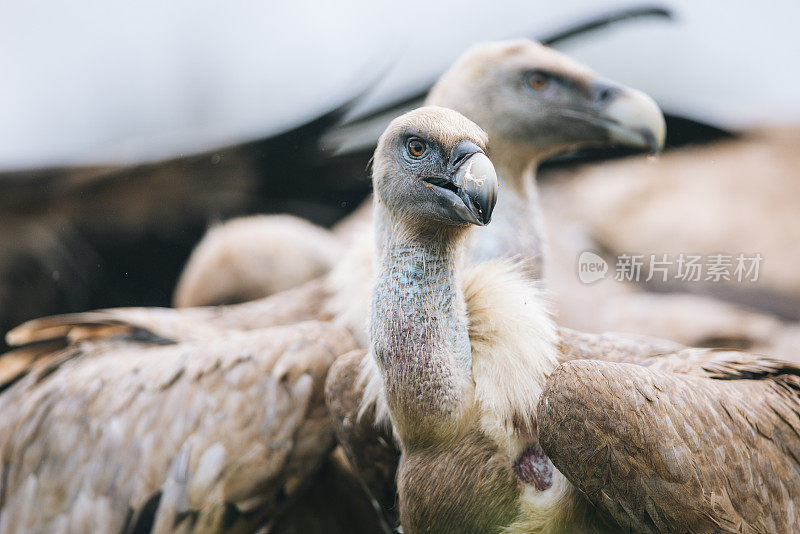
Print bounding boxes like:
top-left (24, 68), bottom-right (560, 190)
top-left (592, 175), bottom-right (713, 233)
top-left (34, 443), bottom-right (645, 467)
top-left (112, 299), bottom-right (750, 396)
top-left (426, 39), bottom-right (665, 177)
top-left (373, 106), bottom-right (498, 232)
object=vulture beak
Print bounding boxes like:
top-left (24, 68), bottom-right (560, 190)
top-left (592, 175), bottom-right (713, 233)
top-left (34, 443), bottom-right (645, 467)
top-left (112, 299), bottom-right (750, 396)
top-left (425, 140), bottom-right (498, 226)
top-left (590, 79), bottom-right (666, 153)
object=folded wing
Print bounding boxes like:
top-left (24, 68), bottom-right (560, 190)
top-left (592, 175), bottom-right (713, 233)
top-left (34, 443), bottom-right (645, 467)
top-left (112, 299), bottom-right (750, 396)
top-left (537, 355), bottom-right (800, 532)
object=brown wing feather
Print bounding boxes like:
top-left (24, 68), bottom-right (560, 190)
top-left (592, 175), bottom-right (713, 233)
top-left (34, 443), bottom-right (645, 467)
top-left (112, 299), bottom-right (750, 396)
top-left (0, 321), bottom-right (354, 533)
top-left (6, 278), bottom-right (330, 347)
top-left (537, 357), bottom-right (800, 533)
top-left (0, 340), bottom-right (69, 393)
top-left (202, 277), bottom-right (332, 332)
top-left (1, 277), bottom-right (332, 391)
top-left (6, 308), bottom-right (215, 347)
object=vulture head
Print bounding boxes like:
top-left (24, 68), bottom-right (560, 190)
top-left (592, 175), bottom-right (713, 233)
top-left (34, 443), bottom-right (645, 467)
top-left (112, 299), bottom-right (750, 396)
top-left (369, 106), bottom-right (498, 429)
top-left (426, 39), bottom-right (666, 179)
top-left (372, 106), bottom-right (498, 232)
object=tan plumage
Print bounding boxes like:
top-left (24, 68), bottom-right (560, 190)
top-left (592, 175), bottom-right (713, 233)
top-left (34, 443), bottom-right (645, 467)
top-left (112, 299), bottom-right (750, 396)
top-left (0, 278), bottom-right (335, 410)
top-left (538, 354), bottom-right (800, 533)
top-left (0, 206), bottom-right (388, 534)
top-left (0, 320), bottom-right (355, 532)
top-left (174, 215), bottom-right (340, 308)
top-left (0, 177), bottom-right (359, 534)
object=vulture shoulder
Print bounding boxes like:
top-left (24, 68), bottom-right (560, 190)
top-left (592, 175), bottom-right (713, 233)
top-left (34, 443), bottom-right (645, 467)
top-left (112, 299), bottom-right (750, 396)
top-left (174, 215), bottom-right (340, 308)
top-left (0, 320), bottom-right (355, 533)
top-left (555, 326), bottom-right (684, 365)
top-left (537, 353), bottom-right (800, 533)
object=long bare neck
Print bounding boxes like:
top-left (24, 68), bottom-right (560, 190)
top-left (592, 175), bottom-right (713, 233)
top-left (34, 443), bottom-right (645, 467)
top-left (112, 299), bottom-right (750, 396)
top-left (467, 159), bottom-right (547, 281)
top-left (369, 206), bottom-right (472, 441)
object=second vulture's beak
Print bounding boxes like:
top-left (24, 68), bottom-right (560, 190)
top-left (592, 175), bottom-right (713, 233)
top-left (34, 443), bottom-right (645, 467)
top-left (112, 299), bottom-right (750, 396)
top-left (590, 79), bottom-right (666, 153)
top-left (425, 140), bottom-right (498, 226)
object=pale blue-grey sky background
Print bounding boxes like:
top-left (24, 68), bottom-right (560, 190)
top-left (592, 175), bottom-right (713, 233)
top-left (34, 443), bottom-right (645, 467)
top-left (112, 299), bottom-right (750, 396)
top-left (1, 0), bottom-right (798, 169)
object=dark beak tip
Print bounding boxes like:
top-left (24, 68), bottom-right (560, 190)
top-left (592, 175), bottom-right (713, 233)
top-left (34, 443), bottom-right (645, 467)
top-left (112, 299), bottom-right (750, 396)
top-left (446, 148), bottom-right (498, 227)
top-left (485, 198), bottom-right (497, 223)
top-left (477, 197), bottom-right (496, 226)
top-left (643, 130), bottom-right (662, 155)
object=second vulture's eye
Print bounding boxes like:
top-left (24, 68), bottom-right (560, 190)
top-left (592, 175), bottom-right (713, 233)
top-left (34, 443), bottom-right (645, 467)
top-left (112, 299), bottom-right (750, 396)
top-left (527, 71), bottom-right (550, 91)
top-left (407, 138), bottom-right (427, 158)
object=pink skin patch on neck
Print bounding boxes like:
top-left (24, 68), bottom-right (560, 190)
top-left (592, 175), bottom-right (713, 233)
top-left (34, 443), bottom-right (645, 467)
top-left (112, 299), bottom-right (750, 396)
top-left (513, 444), bottom-right (554, 490)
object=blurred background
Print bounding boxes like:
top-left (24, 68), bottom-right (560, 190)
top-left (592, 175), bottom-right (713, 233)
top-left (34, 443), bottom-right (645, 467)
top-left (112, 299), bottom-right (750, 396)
top-left (1, 0), bottom-right (798, 351)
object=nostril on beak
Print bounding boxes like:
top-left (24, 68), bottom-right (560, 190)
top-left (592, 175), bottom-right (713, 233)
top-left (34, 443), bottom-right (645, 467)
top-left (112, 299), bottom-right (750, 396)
top-left (449, 140), bottom-right (483, 171)
top-left (592, 81), bottom-right (622, 104)
top-left (451, 151), bottom-right (471, 169)
top-left (598, 88), bottom-right (613, 102)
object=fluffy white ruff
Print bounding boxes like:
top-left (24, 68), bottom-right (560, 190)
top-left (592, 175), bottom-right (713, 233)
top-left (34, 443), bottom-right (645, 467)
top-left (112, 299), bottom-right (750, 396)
top-left (464, 260), bottom-right (558, 457)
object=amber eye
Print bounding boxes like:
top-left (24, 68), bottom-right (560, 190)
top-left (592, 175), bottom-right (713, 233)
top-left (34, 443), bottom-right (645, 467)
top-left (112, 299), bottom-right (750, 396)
top-left (407, 138), bottom-right (427, 158)
top-left (527, 71), bottom-right (549, 90)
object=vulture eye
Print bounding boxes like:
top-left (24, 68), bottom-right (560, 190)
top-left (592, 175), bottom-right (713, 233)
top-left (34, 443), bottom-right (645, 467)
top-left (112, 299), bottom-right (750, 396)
top-left (527, 71), bottom-right (550, 91)
top-left (407, 138), bottom-right (427, 158)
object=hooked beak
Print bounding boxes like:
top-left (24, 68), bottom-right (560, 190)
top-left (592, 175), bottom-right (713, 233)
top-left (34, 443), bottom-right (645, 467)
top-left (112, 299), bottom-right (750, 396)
top-left (590, 79), bottom-right (666, 153)
top-left (425, 140), bottom-right (498, 226)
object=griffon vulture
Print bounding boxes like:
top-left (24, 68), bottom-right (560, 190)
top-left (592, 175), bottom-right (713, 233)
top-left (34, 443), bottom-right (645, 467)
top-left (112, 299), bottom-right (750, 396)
top-left (329, 106), bottom-right (800, 533)
top-left (175, 39), bottom-right (665, 312)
